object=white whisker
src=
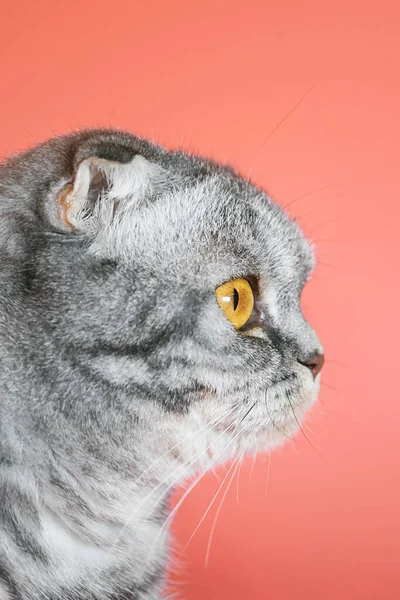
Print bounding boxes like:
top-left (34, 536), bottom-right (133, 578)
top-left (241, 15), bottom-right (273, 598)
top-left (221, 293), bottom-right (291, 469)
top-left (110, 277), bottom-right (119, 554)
top-left (179, 450), bottom-right (241, 558)
top-left (109, 407), bottom-right (239, 552)
top-left (144, 419), bottom-right (250, 572)
top-left (204, 423), bottom-right (262, 565)
top-left (204, 454), bottom-right (242, 566)
top-left (236, 457), bottom-right (242, 503)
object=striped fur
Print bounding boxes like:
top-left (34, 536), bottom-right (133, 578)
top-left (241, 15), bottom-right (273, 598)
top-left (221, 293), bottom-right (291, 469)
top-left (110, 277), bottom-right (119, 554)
top-left (0, 130), bottom-right (322, 599)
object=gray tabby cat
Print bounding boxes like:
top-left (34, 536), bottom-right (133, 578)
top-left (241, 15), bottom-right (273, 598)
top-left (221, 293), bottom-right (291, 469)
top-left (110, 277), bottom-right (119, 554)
top-left (0, 129), bottom-right (324, 599)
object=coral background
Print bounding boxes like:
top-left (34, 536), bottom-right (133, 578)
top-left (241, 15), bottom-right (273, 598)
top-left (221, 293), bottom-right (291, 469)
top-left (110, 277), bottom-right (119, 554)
top-left (1, 1), bottom-right (399, 598)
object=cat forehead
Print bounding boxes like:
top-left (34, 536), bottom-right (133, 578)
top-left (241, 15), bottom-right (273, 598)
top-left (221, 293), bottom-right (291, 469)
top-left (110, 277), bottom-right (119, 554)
top-left (87, 162), bottom-right (314, 287)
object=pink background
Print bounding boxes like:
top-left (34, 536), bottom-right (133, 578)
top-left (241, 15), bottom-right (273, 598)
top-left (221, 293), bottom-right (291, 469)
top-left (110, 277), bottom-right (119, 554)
top-left (1, 1), bottom-right (399, 598)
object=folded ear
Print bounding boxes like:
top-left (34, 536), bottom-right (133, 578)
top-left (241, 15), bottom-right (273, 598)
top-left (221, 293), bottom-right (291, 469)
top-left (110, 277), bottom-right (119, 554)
top-left (50, 154), bottom-right (163, 234)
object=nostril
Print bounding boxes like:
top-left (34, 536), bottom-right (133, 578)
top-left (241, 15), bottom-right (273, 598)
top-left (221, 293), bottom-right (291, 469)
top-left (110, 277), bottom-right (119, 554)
top-left (298, 353), bottom-right (324, 378)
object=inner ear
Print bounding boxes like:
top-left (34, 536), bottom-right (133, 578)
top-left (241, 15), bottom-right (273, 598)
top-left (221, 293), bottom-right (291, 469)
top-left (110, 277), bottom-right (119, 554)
top-left (85, 166), bottom-right (110, 217)
top-left (57, 158), bottom-right (111, 230)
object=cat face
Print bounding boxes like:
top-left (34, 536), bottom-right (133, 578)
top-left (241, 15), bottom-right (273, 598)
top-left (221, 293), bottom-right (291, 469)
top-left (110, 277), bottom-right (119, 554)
top-left (1, 130), bottom-right (323, 480)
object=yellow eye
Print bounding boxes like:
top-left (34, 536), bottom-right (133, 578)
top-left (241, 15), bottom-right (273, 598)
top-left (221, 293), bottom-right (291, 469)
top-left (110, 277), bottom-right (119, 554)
top-left (216, 278), bottom-right (254, 329)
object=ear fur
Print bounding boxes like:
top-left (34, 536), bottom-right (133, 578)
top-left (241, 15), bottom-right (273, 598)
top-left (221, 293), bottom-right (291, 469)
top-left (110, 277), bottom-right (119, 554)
top-left (53, 154), bottom-right (163, 234)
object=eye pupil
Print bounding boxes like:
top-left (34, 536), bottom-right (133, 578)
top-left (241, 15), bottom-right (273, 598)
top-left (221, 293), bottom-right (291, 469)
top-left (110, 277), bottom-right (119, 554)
top-left (233, 288), bottom-right (239, 311)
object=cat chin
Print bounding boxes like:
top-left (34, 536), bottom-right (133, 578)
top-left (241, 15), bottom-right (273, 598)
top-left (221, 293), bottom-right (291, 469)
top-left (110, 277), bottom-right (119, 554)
top-left (155, 377), bottom-right (320, 481)
top-left (226, 400), bottom-right (316, 459)
top-left (226, 378), bottom-right (320, 455)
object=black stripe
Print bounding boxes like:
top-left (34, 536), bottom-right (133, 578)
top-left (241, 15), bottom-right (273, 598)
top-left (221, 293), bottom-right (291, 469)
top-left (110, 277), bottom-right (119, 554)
top-left (0, 564), bottom-right (18, 599)
top-left (0, 488), bottom-right (48, 564)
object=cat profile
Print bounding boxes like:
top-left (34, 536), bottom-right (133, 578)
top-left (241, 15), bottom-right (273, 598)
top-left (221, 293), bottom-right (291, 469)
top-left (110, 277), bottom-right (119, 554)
top-left (0, 129), bottom-right (323, 599)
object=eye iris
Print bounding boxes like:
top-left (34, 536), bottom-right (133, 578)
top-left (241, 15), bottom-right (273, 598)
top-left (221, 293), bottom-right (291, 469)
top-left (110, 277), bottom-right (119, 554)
top-left (216, 278), bottom-right (254, 329)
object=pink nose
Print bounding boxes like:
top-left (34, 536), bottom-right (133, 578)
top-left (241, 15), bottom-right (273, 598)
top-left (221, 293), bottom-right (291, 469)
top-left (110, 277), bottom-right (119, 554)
top-left (299, 353), bottom-right (324, 378)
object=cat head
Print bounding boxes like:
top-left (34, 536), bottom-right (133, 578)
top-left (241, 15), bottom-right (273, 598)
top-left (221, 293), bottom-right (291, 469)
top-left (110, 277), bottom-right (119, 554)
top-left (0, 129), bottom-right (323, 477)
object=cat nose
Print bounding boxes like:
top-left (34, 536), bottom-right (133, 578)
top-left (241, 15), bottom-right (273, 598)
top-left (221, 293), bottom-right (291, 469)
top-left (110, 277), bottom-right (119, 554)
top-left (298, 352), bottom-right (324, 378)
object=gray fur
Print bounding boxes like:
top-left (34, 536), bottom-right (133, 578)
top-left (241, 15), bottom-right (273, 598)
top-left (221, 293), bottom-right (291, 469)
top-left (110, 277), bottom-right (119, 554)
top-left (0, 129), bottom-right (322, 599)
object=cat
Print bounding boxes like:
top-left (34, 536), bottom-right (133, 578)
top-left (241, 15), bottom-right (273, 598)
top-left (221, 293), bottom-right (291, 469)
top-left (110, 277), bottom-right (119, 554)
top-left (0, 129), bottom-right (324, 600)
